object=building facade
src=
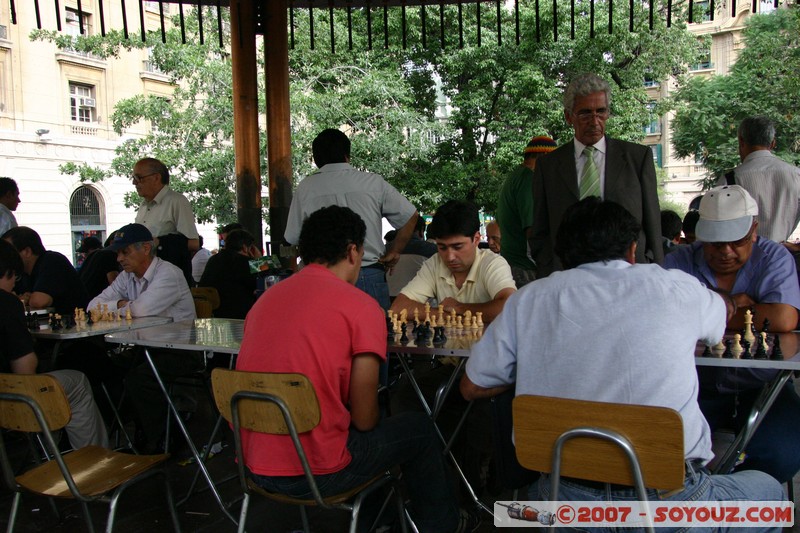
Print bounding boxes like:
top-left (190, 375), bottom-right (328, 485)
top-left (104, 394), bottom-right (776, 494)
top-left (644, 0), bottom-right (778, 210)
top-left (0, 0), bottom-right (218, 265)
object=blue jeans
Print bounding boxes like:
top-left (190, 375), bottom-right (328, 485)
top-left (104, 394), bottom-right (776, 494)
top-left (250, 412), bottom-right (459, 533)
top-left (356, 266), bottom-right (390, 311)
top-left (534, 464), bottom-right (784, 533)
top-left (699, 381), bottom-right (800, 483)
top-left (356, 265), bottom-right (390, 386)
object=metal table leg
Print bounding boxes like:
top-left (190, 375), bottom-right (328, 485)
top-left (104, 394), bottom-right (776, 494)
top-left (393, 353), bottom-right (494, 516)
top-left (143, 348), bottom-right (238, 525)
top-left (712, 369), bottom-right (793, 475)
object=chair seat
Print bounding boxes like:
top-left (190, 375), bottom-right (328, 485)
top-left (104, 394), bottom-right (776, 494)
top-left (16, 446), bottom-right (170, 498)
top-left (247, 472), bottom-right (390, 507)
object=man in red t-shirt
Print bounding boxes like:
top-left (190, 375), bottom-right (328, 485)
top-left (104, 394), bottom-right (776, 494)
top-left (236, 205), bottom-right (462, 532)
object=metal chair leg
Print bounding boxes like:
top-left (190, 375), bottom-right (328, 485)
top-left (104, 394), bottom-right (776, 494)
top-left (80, 500), bottom-right (96, 533)
top-left (6, 491), bottom-right (21, 533)
top-left (299, 505), bottom-right (310, 533)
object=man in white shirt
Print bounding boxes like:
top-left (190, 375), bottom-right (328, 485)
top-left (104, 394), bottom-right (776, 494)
top-left (132, 157), bottom-right (200, 284)
top-left (462, 197), bottom-right (783, 510)
top-left (0, 178), bottom-right (19, 236)
top-left (724, 116), bottom-right (800, 242)
top-left (90, 223), bottom-right (196, 453)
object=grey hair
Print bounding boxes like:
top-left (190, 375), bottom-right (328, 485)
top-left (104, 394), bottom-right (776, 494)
top-left (133, 241), bottom-right (157, 258)
top-left (563, 73), bottom-right (611, 114)
top-left (738, 116), bottom-right (775, 148)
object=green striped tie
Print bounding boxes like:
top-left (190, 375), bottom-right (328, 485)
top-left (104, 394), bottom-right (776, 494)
top-left (580, 146), bottom-right (601, 199)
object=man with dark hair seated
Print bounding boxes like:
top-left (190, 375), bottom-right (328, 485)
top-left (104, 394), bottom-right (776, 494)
top-left (199, 229), bottom-right (260, 319)
top-left (666, 185), bottom-right (800, 484)
top-left (0, 239), bottom-right (108, 449)
top-left (3, 226), bottom-right (89, 313)
top-left (237, 205), bottom-right (469, 532)
top-left (390, 199), bottom-right (515, 324)
top-left (462, 197), bottom-right (784, 509)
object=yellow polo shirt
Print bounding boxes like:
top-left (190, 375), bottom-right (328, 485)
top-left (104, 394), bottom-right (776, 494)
top-left (400, 248), bottom-right (515, 304)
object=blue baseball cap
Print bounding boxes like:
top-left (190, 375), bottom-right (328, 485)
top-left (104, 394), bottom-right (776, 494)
top-left (109, 223), bottom-right (153, 251)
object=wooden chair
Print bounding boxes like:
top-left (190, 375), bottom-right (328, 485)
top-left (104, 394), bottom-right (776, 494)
top-left (191, 287), bottom-right (221, 318)
top-left (0, 373), bottom-right (181, 533)
top-left (211, 368), bottom-right (407, 533)
top-left (513, 395), bottom-right (686, 533)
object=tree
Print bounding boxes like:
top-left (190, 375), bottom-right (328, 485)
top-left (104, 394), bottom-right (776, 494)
top-left (672, 7), bottom-right (800, 189)
top-left (35, 1), bottom-right (701, 223)
top-left (33, 9), bottom-right (237, 224)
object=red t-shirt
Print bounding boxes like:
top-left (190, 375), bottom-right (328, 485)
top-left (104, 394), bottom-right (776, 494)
top-left (235, 264), bottom-right (387, 476)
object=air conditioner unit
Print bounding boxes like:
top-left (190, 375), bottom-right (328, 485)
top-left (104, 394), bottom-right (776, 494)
top-left (79, 97), bottom-right (96, 108)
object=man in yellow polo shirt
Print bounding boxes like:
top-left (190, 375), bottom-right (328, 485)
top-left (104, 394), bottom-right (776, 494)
top-left (390, 200), bottom-right (516, 324)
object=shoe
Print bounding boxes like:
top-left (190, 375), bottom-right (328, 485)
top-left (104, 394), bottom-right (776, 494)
top-left (454, 507), bottom-right (481, 533)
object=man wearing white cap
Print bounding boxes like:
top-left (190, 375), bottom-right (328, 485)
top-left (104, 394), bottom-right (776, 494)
top-left (665, 184), bottom-right (800, 484)
top-left (665, 184), bottom-right (800, 332)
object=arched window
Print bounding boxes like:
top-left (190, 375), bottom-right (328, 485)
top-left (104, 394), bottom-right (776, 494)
top-left (69, 186), bottom-right (106, 267)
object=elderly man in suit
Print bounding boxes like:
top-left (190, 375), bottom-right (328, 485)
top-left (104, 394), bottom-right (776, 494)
top-left (529, 73), bottom-right (663, 277)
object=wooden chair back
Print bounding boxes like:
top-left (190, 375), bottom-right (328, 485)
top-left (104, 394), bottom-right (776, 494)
top-left (192, 287), bottom-right (221, 318)
top-left (0, 374), bottom-right (70, 433)
top-left (211, 368), bottom-right (320, 434)
top-left (513, 395), bottom-right (685, 490)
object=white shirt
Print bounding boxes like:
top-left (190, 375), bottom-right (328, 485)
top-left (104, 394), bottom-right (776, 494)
top-left (734, 150), bottom-right (800, 242)
top-left (88, 256), bottom-right (196, 321)
top-left (284, 163), bottom-right (416, 265)
top-left (466, 260), bottom-right (725, 463)
top-left (135, 185), bottom-right (200, 240)
top-left (191, 247), bottom-right (212, 283)
top-left (0, 203), bottom-right (17, 236)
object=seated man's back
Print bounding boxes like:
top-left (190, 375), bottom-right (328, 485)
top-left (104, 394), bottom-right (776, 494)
top-left (236, 206), bottom-right (460, 532)
top-left (462, 198), bottom-right (784, 515)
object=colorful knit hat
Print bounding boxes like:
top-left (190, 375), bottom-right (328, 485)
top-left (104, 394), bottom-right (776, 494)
top-left (524, 135), bottom-right (557, 156)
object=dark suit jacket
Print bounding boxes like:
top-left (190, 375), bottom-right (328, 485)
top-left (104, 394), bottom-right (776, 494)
top-left (529, 137), bottom-right (663, 276)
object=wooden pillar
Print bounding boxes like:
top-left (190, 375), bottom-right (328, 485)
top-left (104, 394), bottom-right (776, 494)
top-left (230, 0), bottom-right (263, 250)
top-left (264, 0), bottom-right (293, 256)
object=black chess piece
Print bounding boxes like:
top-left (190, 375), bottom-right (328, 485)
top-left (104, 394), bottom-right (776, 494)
top-left (86, 312), bottom-right (94, 325)
top-left (432, 326), bottom-right (443, 344)
top-left (762, 318), bottom-right (770, 336)
top-left (424, 321), bottom-right (433, 339)
top-left (702, 345), bottom-right (712, 357)
top-left (741, 340), bottom-right (752, 359)
top-left (722, 339), bottom-right (733, 358)
top-left (438, 327), bottom-right (447, 343)
top-left (400, 323), bottom-right (408, 343)
top-left (770, 335), bottom-right (783, 360)
top-left (755, 337), bottom-right (768, 359)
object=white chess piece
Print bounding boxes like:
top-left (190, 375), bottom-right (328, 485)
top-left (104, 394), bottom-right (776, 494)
top-left (731, 334), bottom-right (743, 358)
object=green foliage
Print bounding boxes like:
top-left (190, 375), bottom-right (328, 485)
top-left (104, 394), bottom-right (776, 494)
top-left (672, 7), bottom-right (800, 189)
top-left (38, 1), bottom-right (700, 224)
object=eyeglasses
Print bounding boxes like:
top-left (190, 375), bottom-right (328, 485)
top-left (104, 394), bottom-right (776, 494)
top-left (707, 226), bottom-right (756, 249)
top-left (131, 172), bottom-right (156, 183)
top-left (574, 108), bottom-right (610, 122)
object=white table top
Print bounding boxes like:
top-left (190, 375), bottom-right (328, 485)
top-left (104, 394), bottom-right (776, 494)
top-left (30, 316), bottom-right (174, 340)
top-left (105, 318), bottom-right (244, 354)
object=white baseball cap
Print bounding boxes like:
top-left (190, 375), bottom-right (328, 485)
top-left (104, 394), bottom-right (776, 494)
top-left (696, 185), bottom-right (758, 243)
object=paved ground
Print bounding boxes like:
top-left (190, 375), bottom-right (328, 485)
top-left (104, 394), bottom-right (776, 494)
top-left (0, 387), bottom-right (797, 533)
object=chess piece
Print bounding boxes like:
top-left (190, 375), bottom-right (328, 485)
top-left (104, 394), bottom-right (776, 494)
top-left (731, 334), bottom-right (743, 358)
top-left (125, 308), bottom-right (132, 321)
top-left (711, 340), bottom-right (725, 356)
top-left (755, 335), bottom-right (768, 359)
top-left (400, 322), bottom-right (408, 343)
top-left (741, 340), bottom-right (752, 359)
top-left (702, 345), bottom-right (712, 357)
top-left (722, 339), bottom-right (733, 358)
top-left (438, 306), bottom-right (444, 324)
top-left (476, 312), bottom-right (483, 328)
top-left (86, 312), bottom-right (94, 325)
top-left (770, 335), bottom-right (783, 360)
top-left (743, 310), bottom-right (755, 344)
top-left (471, 316), bottom-right (479, 330)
